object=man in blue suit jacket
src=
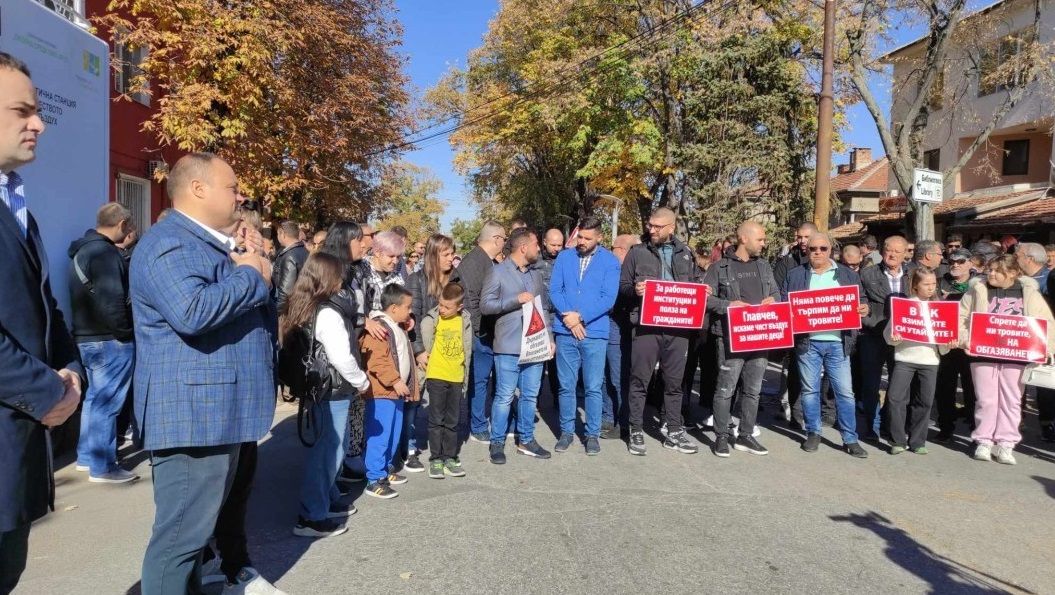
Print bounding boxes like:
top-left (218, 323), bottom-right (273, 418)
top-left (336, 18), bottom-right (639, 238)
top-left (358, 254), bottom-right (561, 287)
top-left (130, 153), bottom-right (275, 595)
top-left (548, 216), bottom-right (619, 456)
top-left (0, 52), bottom-right (85, 595)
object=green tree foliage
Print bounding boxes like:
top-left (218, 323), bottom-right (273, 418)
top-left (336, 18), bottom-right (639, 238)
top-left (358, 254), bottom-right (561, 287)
top-left (449, 218), bottom-right (485, 255)
top-left (374, 162), bottom-right (445, 245)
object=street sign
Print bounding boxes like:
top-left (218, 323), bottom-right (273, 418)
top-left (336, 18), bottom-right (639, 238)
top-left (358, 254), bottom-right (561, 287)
top-left (913, 168), bottom-right (944, 203)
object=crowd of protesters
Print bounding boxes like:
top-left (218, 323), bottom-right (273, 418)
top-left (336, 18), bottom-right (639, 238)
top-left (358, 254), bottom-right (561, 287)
top-left (4, 50), bottom-right (1055, 595)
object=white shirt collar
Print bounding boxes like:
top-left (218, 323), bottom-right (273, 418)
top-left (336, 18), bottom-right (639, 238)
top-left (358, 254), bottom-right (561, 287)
top-left (177, 209), bottom-right (236, 250)
top-left (884, 266), bottom-right (904, 279)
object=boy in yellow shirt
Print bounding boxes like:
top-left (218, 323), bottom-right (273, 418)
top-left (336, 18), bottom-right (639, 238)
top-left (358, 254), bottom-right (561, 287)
top-left (420, 283), bottom-right (474, 478)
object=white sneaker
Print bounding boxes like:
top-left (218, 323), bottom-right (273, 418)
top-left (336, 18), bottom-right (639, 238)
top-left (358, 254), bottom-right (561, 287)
top-left (88, 468), bottom-right (139, 484)
top-left (221, 567), bottom-right (287, 595)
top-left (201, 556), bottom-right (226, 585)
top-left (660, 423), bottom-right (669, 438)
top-left (973, 444), bottom-right (992, 462)
top-left (992, 445), bottom-right (1017, 465)
top-left (75, 464), bottom-right (89, 472)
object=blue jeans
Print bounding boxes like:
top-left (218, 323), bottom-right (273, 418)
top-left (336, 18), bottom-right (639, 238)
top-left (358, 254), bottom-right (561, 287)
top-left (491, 354), bottom-right (543, 444)
top-left (364, 399), bottom-right (404, 482)
top-left (556, 335), bottom-right (607, 437)
top-left (76, 340), bottom-right (135, 475)
top-left (142, 444), bottom-right (240, 595)
top-left (468, 336), bottom-right (495, 434)
top-left (299, 398), bottom-right (349, 522)
top-left (400, 400), bottom-right (422, 455)
top-left (604, 340), bottom-right (630, 426)
top-left (798, 340), bottom-right (859, 444)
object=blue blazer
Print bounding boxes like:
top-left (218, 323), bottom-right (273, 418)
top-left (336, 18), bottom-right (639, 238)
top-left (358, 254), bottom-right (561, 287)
top-left (130, 211), bottom-right (276, 450)
top-left (548, 247), bottom-right (620, 339)
top-left (0, 203), bottom-right (83, 532)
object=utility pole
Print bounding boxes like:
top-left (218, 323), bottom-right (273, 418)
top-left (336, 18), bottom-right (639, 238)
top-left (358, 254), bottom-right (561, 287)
top-left (812, 0), bottom-right (836, 232)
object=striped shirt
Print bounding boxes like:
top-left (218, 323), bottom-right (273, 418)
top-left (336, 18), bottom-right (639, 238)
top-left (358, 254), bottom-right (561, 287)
top-left (0, 171), bottom-right (28, 238)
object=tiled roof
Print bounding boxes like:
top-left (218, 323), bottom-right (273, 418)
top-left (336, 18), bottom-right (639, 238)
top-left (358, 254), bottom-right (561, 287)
top-left (936, 189), bottom-right (1046, 217)
top-left (831, 157), bottom-right (889, 194)
top-left (830, 221), bottom-right (865, 240)
top-left (950, 191), bottom-right (1055, 230)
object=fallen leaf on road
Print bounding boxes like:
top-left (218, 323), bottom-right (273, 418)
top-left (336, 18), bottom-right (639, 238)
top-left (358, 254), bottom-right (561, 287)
top-left (399, 572), bottom-right (412, 580)
top-left (64, 505), bottom-right (78, 511)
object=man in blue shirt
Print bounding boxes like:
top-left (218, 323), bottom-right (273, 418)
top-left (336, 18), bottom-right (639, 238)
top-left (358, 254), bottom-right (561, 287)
top-left (549, 217), bottom-right (620, 455)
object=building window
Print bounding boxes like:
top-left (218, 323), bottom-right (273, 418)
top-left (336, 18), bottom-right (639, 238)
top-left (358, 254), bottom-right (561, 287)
top-left (1001, 139), bottom-right (1029, 176)
top-left (117, 174), bottom-right (152, 233)
top-left (114, 33), bottom-right (150, 107)
top-left (978, 29), bottom-right (1035, 97)
top-left (923, 149), bottom-right (940, 172)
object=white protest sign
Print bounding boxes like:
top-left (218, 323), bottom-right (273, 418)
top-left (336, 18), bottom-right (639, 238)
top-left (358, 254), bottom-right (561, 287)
top-left (519, 296), bottom-right (552, 364)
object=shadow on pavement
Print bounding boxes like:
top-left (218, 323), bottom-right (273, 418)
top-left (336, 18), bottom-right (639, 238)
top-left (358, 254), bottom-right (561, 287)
top-left (1032, 475), bottom-right (1055, 500)
top-left (830, 511), bottom-right (1034, 594)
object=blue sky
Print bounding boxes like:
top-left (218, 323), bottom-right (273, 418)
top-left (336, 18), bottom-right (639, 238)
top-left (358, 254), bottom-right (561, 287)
top-left (392, 1), bottom-right (994, 232)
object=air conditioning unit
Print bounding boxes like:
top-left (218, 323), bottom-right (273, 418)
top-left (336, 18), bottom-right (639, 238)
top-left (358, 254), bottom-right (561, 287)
top-left (147, 160), bottom-right (168, 177)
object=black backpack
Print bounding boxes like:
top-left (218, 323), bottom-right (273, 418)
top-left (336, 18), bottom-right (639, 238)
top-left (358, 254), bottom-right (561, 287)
top-left (278, 306), bottom-right (333, 446)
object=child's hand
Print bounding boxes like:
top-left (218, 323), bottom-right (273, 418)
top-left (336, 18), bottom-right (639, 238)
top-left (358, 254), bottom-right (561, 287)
top-left (416, 352), bottom-right (429, 368)
top-left (393, 380), bottom-right (410, 397)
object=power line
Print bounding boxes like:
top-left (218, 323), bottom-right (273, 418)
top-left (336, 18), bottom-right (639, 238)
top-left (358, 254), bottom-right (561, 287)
top-left (371, 0), bottom-right (737, 157)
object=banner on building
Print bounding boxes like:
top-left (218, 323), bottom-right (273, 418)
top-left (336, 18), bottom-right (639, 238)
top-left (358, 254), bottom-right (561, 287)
top-left (968, 312), bottom-right (1048, 363)
top-left (789, 285), bottom-right (862, 334)
top-left (640, 280), bottom-right (708, 329)
top-left (727, 302), bottom-right (795, 353)
top-left (890, 297), bottom-right (959, 345)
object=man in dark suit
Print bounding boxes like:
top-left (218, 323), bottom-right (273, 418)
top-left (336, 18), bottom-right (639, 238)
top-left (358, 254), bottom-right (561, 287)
top-left (0, 52), bottom-right (85, 595)
top-left (130, 153), bottom-right (278, 594)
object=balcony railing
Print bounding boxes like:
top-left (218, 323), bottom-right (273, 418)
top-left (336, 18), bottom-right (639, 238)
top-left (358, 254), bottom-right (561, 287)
top-left (33, 0), bottom-right (90, 29)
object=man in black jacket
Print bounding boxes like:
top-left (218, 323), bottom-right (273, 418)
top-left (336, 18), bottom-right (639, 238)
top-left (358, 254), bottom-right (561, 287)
top-left (858, 234), bottom-right (909, 440)
top-left (454, 220), bottom-right (507, 442)
top-left (67, 202), bottom-right (138, 484)
top-left (272, 220), bottom-right (309, 311)
top-left (772, 222), bottom-right (816, 428)
top-left (0, 53), bottom-right (84, 593)
top-left (620, 207), bottom-right (701, 456)
top-left (539, 228), bottom-right (564, 405)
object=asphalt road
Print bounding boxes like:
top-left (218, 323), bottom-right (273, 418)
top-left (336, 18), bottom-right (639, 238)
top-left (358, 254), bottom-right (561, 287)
top-left (16, 373), bottom-right (1055, 595)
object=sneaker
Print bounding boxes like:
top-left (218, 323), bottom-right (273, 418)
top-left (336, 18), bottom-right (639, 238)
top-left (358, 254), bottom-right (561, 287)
top-left (292, 516), bottom-right (348, 538)
top-left (663, 430), bottom-right (698, 454)
top-left (444, 458), bottom-right (467, 477)
top-left (713, 435), bottom-right (731, 458)
top-left (911, 446), bottom-right (928, 455)
top-left (845, 443), bottom-right (868, 458)
top-left (327, 503), bottom-right (357, 519)
top-left (364, 481), bottom-right (398, 499)
top-left (428, 460), bottom-right (445, 479)
top-left (386, 473), bottom-right (408, 485)
top-left (517, 440), bottom-right (552, 459)
top-left (702, 415), bottom-right (715, 429)
top-left (659, 423), bottom-right (669, 438)
top-left (890, 445), bottom-right (906, 455)
top-left (554, 432), bottom-right (576, 453)
top-left (1042, 423), bottom-right (1055, 443)
top-left (628, 429), bottom-right (647, 456)
top-left (201, 556), bottom-right (225, 585)
top-left (221, 566), bottom-right (288, 595)
top-left (489, 442), bottom-right (506, 465)
top-left (600, 422), bottom-right (619, 440)
top-left (973, 444), bottom-right (992, 462)
top-left (469, 432), bottom-right (490, 444)
top-left (585, 437), bottom-right (600, 456)
top-left (801, 433), bottom-right (821, 453)
top-left (992, 445), bottom-right (1017, 465)
top-left (88, 468), bottom-right (139, 484)
top-left (75, 464), bottom-right (89, 472)
top-left (734, 435), bottom-right (768, 456)
top-left (404, 454), bottom-right (425, 473)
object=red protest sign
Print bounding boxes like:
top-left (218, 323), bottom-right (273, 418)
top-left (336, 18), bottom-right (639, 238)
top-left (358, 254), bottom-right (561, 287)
top-left (640, 280), bottom-right (708, 329)
top-left (789, 285), bottom-right (861, 334)
top-left (727, 302), bottom-right (794, 353)
top-left (968, 312), bottom-right (1049, 363)
top-left (890, 297), bottom-right (959, 345)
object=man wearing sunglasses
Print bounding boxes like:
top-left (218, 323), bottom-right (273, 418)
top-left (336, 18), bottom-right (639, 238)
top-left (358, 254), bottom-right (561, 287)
top-left (934, 248), bottom-right (979, 442)
top-left (620, 207), bottom-right (702, 456)
top-left (858, 235), bottom-right (909, 441)
top-left (782, 232), bottom-right (870, 458)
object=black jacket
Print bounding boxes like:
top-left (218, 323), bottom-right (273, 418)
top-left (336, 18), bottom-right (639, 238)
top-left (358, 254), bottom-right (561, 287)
top-left (406, 269), bottom-right (439, 355)
top-left (618, 237), bottom-right (702, 326)
top-left (781, 261), bottom-right (865, 358)
top-left (454, 245), bottom-right (496, 338)
top-left (67, 229), bottom-right (133, 343)
top-left (1, 204), bottom-right (83, 533)
top-left (859, 263), bottom-right (908, 334)
top-left (773, 247), bottom-right (807, 291)
top-left (272, 242), bottom-right (308, 312)
top-left (703, 254), bottom-right (780, 337)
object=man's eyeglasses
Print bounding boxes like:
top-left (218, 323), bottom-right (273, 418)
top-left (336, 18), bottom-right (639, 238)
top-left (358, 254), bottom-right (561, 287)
top-left (493, 234), bottom-right (507, 242)
top-left (646, 222), bottom-right (672, 230)
top-left (950, 258), bottom-right (969, 265)
top-left (808, 246), bottom-right (830, 253)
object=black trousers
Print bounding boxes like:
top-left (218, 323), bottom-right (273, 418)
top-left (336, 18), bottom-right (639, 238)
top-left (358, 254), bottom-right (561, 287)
top-left (682, 333), bottom-right (717, 411)
top-left (545, 357), bottom-right (560, 407)
top-left (1036, 387), bottom-right (1055, 425)
top-left (426, 379), bottom-right (463, 461)
top-left (202, 441), bottom-right (257, 582)
top-left (0, 523), bottom-right (30, 595)
top-left (886, 361), bottom-right (938, 448)
top-left (628, 327), bottom-right (690, 433)
top-left (935, 349), bottom-right (976, 433)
